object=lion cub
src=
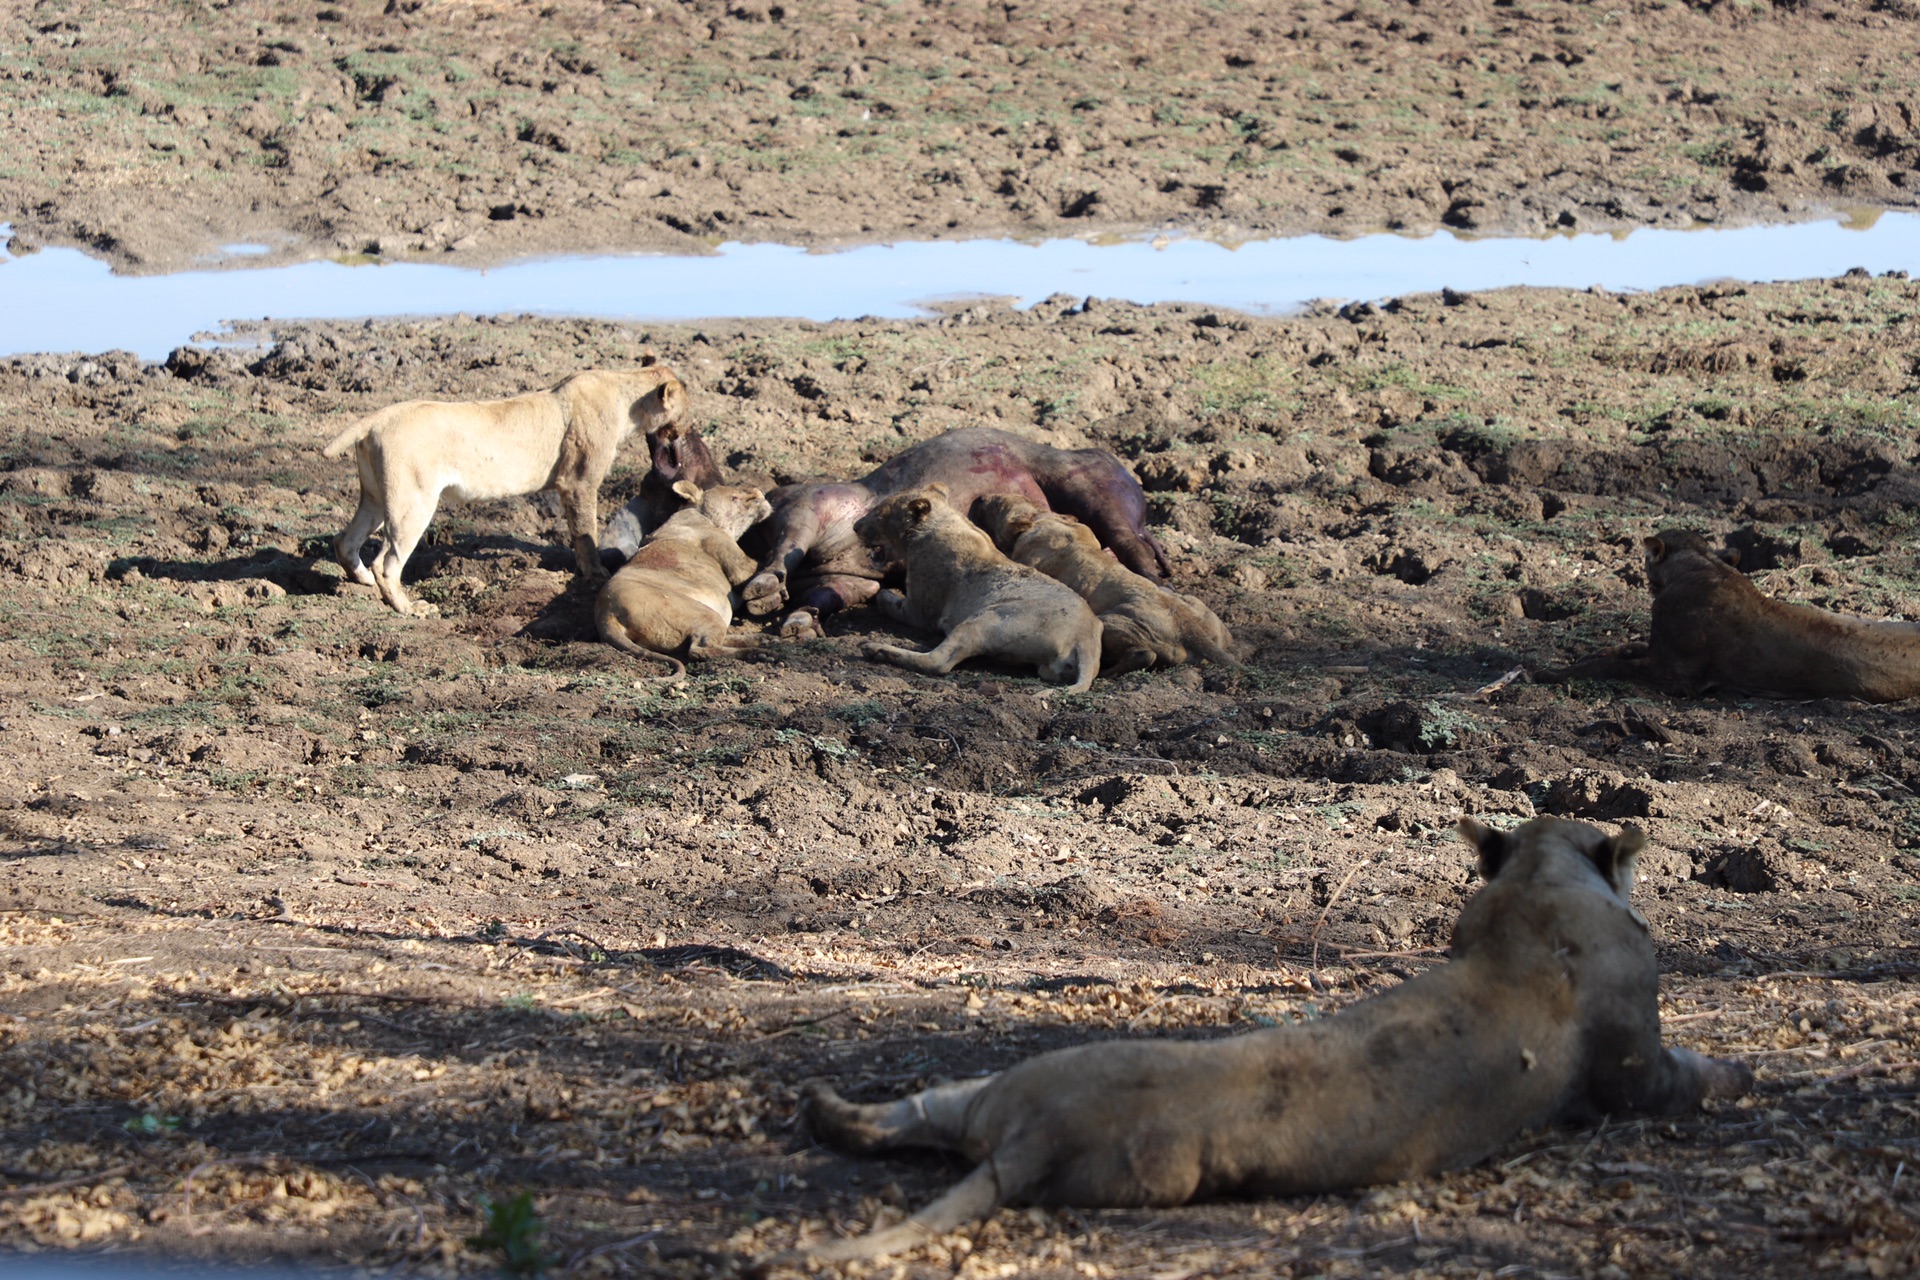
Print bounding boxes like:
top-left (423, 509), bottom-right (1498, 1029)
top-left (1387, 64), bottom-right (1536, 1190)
top-left (852, 484), bottom-right (1102, 692)
top-left (974, 494), bottom-right (1235, 674)
top-left (1538, 528), bottom-right (1920, 700)
top-left (322, 362), bottom-right (688, 616)
top-left (765, 817), bottom-right (1750, 1268)
top-left (596, 482), bottom-right (772, 679)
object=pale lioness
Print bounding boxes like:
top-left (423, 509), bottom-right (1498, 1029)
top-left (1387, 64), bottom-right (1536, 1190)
top-left (763, 816), bottom-right (1750, 1269)
top-left (596, 482), bottom-right (772, 679)
top-left (852, 484), bottom-right (1103, 692)
top-left (322, 361), bottom-right (689, 615)
top-left (974, 494), bottom-right (1236, 674)
top-left (1537, 528), bottom-right (1920, 700)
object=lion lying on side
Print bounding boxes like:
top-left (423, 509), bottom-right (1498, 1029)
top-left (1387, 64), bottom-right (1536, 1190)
top-left (1536, 528), bottom-right (1920, 700)
top-left (764, 816), bottom-right (1750, 1269)
top-left (322, 361), bottom-right (688, 616)
top-left (596, 482), bottom-right (772, 680)
top-left (852, 484), bottom-right (1103, 692)
top-left (974, 494), bottom-right (1236, 674)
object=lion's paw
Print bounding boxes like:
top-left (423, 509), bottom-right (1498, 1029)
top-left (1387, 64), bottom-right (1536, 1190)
top-left (780, 608), bottom-right (824, 642)
top-left (742, 571), bottom-right (788, 616)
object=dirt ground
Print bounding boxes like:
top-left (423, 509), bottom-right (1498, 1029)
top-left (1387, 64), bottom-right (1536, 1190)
top-left (1, 270), bottom-right (1919, 1276)
top-left (7, 0), bottom-right (1920, 271)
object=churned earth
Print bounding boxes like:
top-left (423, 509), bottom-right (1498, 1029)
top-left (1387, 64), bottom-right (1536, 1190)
top-left (5, 0), bottom-right (1920, 271)
top-left (1, 274), bottom-right (1919, 1275)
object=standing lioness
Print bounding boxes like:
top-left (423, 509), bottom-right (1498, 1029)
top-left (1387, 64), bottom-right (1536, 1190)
top-left (322, 362), bottom-right (688, 615)
top-left (764, 817), bottom-right (1750, 1268)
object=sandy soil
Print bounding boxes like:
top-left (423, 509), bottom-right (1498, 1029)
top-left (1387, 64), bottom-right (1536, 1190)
top-left (1, 272), bottom-right (1918, 1275)
top-left (5, 0), bottom-right (1920, 270)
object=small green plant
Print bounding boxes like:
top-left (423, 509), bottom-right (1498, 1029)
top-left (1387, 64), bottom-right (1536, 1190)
top-left (123, 1113), bottom-right (181, 1136)
top-left (827, 700), bottom-right (889, 729)
top-left (1418, 701), bottom-right (1485, 750)
top-left (468, 1190), bottom-right (548, 1277)
top-left (502, 993), bottom-right (537, 1011)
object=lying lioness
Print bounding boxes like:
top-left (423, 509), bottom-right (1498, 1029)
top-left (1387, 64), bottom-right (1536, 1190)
top-left (765, 816), bottom-right (1750, 1268)
top-left (596, 481), bottom-right (772, 679)
top-left (1537, 528), bottom-right (1920, 700)
top-left (322, 361), bottom-right (688, 615)
top-left (852, 484), bottom-right (1103, 692)
top-left (974, 494), bottom-right (1236, 674)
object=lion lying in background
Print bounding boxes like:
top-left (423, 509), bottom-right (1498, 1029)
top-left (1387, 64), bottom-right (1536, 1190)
top-left (322, 360), bottom-right (688, 615)
top-left (762, 816), bottom-right (1750, 1268)
top-left (974, 494), bottom-right (1236, 674)
top-left (1537, 528), bottom-right (1920, 701)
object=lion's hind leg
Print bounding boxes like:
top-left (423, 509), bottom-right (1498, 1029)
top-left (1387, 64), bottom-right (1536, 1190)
top-left (335, 458), bottom-right (384, 587)
top-left (799, 1076), bottom-right (990, 1155)
top-left (1533, 643), bottom-right (1653, 685)
top-left (687, 629), bottom-right (763, 662)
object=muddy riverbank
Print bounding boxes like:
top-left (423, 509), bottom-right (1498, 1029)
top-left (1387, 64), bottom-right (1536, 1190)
top-left (2, 274), bottom-right (1918, 1273)
top-left (7, 0), bottom-right (1920, 272)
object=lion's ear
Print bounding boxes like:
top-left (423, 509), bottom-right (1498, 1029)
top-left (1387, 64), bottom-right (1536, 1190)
top-left (1593, 827), bottom-right (1647, 895)
top-left (1458, 817), bottom-right (1508, 881)
top-left (1642, 535), bottom-right (1666, 563)
top-left (748, 488), bottom-right (765, 501)
top-left (907, 497), bottom-right (932, 521)
top-left (640, 349), bottom-right (659, 367)
top-left (672, 480), bottom-right (702, 503)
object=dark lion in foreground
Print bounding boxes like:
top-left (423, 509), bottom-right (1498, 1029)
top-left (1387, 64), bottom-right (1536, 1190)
top-left (762, 816), bottom-right (1751, 1268)
top-left (1537, 529), bottom-right (1920, 701)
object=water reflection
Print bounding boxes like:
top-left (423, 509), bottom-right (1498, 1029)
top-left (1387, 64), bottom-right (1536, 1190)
top-left (1, 214), bottom-right (1916, 360)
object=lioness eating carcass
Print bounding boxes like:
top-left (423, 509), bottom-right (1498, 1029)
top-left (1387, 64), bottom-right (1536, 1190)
top-left (596, 481), bottom-right (772, 679)
top-left (851, 484), bottom-right (1103, 692)
top-left (763, 816), bottom-right (1750, 1268)
top-left (1536, 528), bottom-right (1920, 700)
top-left (732, 426), bottom-right (1169, 637)
top-left (322, 362), bottom-right (688, 615)
top-left (973, 493), bottom-right (1236, 673)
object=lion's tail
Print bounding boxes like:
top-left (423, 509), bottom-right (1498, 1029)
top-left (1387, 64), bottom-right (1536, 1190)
top-left (764, 1161), bottom-right (1003, 1269)
top-left (597, 603), bottom-right (689, 681)
top-left (320, 414), bottom-right (379, 460)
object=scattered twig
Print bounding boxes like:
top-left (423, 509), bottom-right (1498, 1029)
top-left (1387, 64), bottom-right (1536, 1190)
top-left (1328, 944), bottom-right (1447, 962)
top-left (180, 1155), bottom-right (282, 1235)
top-left (902, 722), bottom-right (963, 755)
top-left (343, 1163), bottom-right (425, 1251)
top-left (1309, 861), bottom-right (1368, 979)
top-left (520, 928), bottom-right (616, 963)
top-left (1811, 1058), bottom-right (1920, 1087)
top-left (1472, 666), bottom-right (1527, 700)
top-left (0, 1163), bottom-right (136, 1198)
top-left (562, 1229), bottom-right (663, 1272)
top-left (749, 1008), bottom-right (853, 1043)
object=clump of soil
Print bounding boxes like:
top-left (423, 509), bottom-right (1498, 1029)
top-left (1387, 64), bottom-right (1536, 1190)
top-left (2, 275), bottom-right (1919, 1275)
top-left (6, 0), bottom-right (1920, 270)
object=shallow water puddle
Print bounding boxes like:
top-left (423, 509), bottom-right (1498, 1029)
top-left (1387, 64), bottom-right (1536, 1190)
top-left (2, 213), bottom-right (1918, 360)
